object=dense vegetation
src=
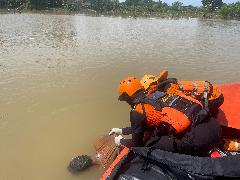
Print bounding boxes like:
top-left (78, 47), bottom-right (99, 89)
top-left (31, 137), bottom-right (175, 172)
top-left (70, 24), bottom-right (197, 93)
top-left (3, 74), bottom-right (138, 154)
top-left (0, 0), bottom-right (239, 20)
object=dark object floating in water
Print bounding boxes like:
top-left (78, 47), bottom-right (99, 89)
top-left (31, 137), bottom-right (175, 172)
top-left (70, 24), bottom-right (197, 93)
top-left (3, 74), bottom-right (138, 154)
top-left (68, 155), bottom-right (92, 173)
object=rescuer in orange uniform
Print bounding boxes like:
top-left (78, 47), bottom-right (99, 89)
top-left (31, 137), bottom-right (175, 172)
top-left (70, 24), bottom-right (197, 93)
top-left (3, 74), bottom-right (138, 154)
top-left (109, 77), bottom-right (221, 156)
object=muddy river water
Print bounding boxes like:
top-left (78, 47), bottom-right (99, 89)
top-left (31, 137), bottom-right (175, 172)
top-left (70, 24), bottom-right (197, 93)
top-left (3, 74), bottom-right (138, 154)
top-left (0, 14), bottom-right (239, 180)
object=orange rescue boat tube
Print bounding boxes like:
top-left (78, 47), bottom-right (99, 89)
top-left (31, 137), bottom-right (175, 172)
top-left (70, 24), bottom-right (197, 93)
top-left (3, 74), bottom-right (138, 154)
top-left (217, 82), bottom-right (240, 130)
top-left (100, 147), bottom-right (129, 180)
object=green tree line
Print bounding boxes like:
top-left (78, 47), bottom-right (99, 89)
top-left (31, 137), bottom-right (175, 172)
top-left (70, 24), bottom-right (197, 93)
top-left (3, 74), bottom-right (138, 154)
top-left (0, 0), bottom-right (239, 19)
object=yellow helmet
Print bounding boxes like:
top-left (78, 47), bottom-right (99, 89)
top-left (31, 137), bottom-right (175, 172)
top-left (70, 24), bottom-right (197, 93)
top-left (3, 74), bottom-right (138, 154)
top-left (140, 70), bottom-right (168, 90)
top-left (140, 75), bottom-right (158, 90)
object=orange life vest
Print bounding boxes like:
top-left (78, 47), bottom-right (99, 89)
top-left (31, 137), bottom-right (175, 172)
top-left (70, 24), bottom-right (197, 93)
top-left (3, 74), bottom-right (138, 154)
top-left (134, 91), bottom-right (206, 134)
top-left (151, 79), bottom-right (224, 111)
top-left (165, 80), bottom-right (222, 100)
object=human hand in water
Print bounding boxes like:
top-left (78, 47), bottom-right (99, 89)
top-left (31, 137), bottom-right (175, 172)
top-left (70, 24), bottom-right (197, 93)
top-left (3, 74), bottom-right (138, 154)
top-left (109, 128), bottom-right (123, 135)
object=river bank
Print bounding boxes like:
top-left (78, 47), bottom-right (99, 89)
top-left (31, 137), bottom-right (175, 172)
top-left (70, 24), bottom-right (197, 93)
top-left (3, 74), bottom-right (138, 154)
top-left (0, 9), bottom-right (231, 20)
top-left (0, 4), bottom-right (239, 20)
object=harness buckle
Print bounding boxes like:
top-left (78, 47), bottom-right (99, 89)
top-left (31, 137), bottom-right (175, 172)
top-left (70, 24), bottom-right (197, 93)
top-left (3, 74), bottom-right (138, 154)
top-left (203, 91), bottom-right (208, 99)
top-left (191, 81), bottom-right (198, 97)
top-left (203, 91), bottom-right (209, 111)
top-left (179, 82), bottom-right (183, 93)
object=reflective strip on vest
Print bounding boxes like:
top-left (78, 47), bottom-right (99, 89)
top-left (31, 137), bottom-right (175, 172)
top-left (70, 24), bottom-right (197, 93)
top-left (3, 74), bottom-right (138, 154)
top-left (179, 82), bottom-right (183, 93)
top-left (203, 81), bottom-right (209, 110)
top-left (168, 96), bottom-right (179, 106)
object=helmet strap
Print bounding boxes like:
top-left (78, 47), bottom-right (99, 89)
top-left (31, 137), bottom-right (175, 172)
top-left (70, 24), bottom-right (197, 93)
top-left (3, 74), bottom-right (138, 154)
top-left (132, 90), bottom-right (146, 105)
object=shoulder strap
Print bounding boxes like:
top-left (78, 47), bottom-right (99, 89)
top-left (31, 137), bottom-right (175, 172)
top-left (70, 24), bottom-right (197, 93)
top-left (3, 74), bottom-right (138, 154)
top-left (141, 91), bottom-right (166, 110)
top-left (205, 81), bottom-right (213, 97)
top-left (141, 103), bottom-right (146, 117)
top-left (200, 81), bottom-right (213, 111)
top-left (179, 81), bottom-right (183, 93)
top-left (191, 81), bottom-right (197, 96)
top-left (157, 78), bottom-right (178, 92)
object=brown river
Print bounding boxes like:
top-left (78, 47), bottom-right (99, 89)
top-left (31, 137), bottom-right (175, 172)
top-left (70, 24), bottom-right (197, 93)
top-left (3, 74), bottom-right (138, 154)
top-left (0, 14), bottom-right (240, 180)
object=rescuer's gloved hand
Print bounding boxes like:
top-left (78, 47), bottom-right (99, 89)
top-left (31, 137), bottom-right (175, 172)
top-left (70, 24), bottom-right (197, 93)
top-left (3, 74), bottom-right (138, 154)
top-left (114, 135), bottom-right (123, 146)
top-left (109, 128), bottom-right (123, 135)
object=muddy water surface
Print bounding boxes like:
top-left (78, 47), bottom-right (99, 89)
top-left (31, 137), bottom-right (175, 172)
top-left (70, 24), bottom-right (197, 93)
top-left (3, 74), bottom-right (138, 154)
top-left (0, 14), bottom-right (240, 180)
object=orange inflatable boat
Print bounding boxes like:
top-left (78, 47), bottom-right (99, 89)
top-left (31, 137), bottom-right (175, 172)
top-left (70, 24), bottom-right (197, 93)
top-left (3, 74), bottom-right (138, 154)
top-left (101, 82), bottom-right (240, 180)
top-left (217, 82), bottom-right (240, 130)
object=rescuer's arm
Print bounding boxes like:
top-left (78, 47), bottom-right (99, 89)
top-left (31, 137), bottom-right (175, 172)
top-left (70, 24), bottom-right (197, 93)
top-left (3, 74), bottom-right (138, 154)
top-left (121, 127), bottom-right (133, 135)
top-left (120, 110), bottom-right (146, 147)
top-left (109, 126), bottom-right (133, 136)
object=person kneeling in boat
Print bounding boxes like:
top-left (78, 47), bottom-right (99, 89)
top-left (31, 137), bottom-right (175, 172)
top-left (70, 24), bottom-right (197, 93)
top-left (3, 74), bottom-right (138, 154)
top-left (140, 70), bottom-right (224, 115)
top-left (109, 77), bottom-right (221, 156)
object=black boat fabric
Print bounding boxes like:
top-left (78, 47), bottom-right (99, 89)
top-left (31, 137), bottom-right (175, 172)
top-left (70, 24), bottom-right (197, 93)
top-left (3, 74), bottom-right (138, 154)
top-left (105, 146), bottom-right (240, 180)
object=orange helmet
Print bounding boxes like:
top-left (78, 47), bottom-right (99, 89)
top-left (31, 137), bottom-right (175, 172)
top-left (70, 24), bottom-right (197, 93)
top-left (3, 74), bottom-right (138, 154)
top-left (118, 77), bottom-right (144, 100)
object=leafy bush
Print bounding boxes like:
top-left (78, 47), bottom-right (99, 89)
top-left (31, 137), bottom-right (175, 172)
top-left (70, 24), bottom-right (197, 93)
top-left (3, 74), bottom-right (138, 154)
top-left (219, 2), bottom-right (240, 19)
